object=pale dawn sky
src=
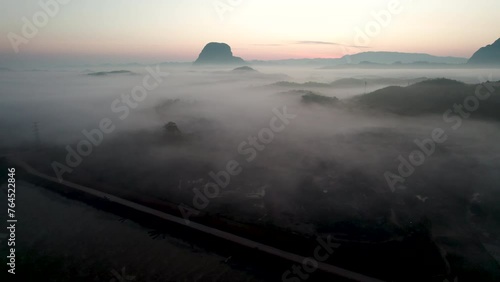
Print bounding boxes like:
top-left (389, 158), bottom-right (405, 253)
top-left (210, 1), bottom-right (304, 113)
top-left (1, 0), bottom-right (499, 66)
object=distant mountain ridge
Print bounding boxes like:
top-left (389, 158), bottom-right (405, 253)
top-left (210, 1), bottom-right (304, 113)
top-left (337, 51), bottom-right (467, 65)
top-left (251, 51), bottom-right (467, 66)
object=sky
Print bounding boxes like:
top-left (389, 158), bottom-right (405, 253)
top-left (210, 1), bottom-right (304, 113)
top-left (0, 0), bottom-right (499, 67)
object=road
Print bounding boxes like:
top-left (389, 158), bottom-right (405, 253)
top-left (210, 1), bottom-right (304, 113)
top-left (9, 157), bottom-right (386, 282)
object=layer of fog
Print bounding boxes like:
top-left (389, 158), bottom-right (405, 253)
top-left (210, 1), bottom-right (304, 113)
top-left (2, 66), bottom-right (500, 243)
top-left (2, 66), bottom-right (499, 147)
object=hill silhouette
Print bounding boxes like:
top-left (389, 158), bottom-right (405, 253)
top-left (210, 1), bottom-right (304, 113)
top-left (232, 66), bottom-right (257, 72)
top-left (193, 42), bottom-right (245, 65)
top-left (352, 79), bottom-right (500, 119)
top-left (87, 70), bottom-right (134, 76)
top-left (468, 38), bottom-right (500, 65)
top-left (268, 77), bottom-right (428, 89)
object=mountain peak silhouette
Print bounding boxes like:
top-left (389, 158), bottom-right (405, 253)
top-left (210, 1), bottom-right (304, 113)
top-left (193, 42), bottom-right (245, 65)
top-left (468, 38), bottom-right (500, 65)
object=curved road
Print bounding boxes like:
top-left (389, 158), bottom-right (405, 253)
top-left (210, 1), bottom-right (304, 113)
top-left (10, 157), bottom-right (386, 282)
